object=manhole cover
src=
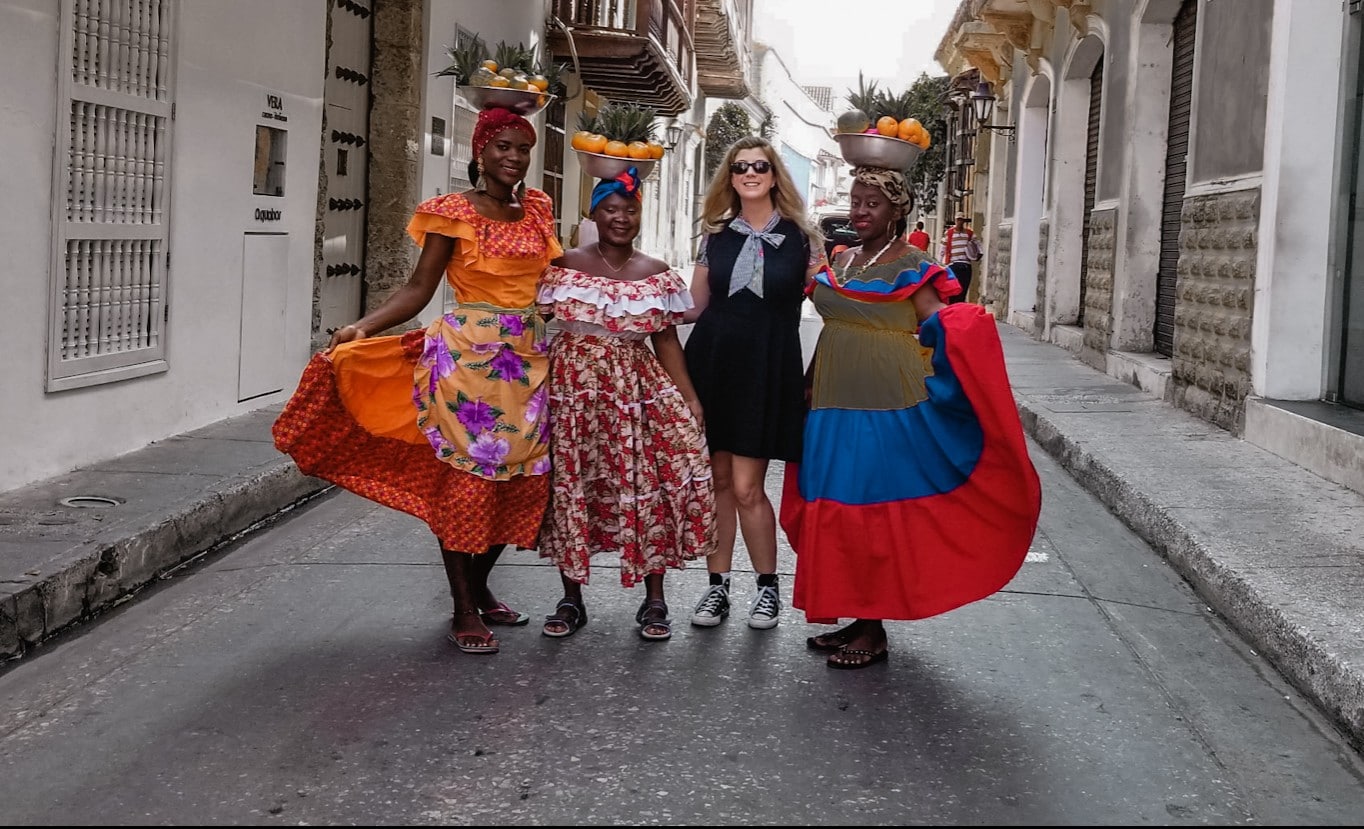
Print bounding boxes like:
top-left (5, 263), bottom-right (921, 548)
top-left (58, 495), bottom-right (121, 509)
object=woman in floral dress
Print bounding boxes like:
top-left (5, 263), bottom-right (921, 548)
top-left (536, 168), bottom-right (716, 641)
top-left (273, 107), bottom-right (559, 655)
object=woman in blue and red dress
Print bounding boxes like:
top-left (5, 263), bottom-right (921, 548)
top-left (780, 167), bottom-right (1042, 669)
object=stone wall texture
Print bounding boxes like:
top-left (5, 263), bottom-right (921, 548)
top-left (1080, 207), bottom-right (1117, 368)
top-left (984, 223), bottom-right (1012, 318)
top-left (1035, 219), bottom-right (1049, 337)
top-left (363, 0), bottom-right (423, 322)
top-left (1172, 188), bottom-right (1259, 432)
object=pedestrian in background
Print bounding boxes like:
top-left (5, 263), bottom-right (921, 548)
top-left (535, 167), bottom-right (716, 642)
top-left (682, 136), bottom-right (826, 631)
top-left (782, 167), bottom-right (1041, 669)
top-left (273, 107), bottom-right (560, 656)
top-left (906, 220), bottom-right (930, 252)
top-left (939, 213), bottom-right (981, 303)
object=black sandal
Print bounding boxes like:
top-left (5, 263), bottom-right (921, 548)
top-left (635, 598), bottom-right (672, 641)
top-left (806, 621), bottom-right (862, 652)
top-left (542, 597), bottom-right (587, 638)
top-left (827, 646), bottom-right (889, 670)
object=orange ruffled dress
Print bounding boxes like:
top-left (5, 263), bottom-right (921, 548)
top-left (272, 190), bottom-right (562, 552)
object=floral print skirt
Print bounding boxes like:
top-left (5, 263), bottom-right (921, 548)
top-left (271, 303), bottom-right (551, 553)
top-left (539, 333), bottom-right (717, 586)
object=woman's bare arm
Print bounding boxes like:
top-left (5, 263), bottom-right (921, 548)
top-left (651, 326), bottom-right (703, 427)
top-left (328, 235), bottom-right (453, 350)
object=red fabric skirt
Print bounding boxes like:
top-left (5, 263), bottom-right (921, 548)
top-left (272, 332), bottom-right (549, 552)
top-left (780, 305), bottom-right (1041, 622)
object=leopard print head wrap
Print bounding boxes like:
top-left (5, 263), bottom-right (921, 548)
top-left (852, 166), bottom-right (912, 214)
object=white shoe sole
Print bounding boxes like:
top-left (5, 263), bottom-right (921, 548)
top-left (747, 614), bottom-right (779, 630)
top-left (691, 612), bottom-right (728, 627)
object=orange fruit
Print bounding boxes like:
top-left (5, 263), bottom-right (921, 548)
top-left (583, 133), bottom-right (608, 153)
top-left (876, 116), bottom-right (899, 136)
top-left (527, 74), bottom-right (550, 91)
top-left (898, 118), bottom-right (922, 141)
top-left (914, 130), bottom-right (932, 149)
top-left (645, 141), bottom-right (665, 159)
top-left (487, 76), bottom-right (510, 88)
top-left (627, 141), bottom-right (652, 160)
top-left (603, 140), bottom-right (630, 157)
top-left (482, 59), bottom-right (499, 73)
top-left (570, 131), bottom-right (595, 151)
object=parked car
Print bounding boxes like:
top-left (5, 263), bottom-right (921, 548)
top-left (813, 204), bottom-right (858, 261)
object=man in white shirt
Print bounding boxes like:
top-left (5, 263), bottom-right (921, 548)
top-left (939, 214), bottom-right (980, 304)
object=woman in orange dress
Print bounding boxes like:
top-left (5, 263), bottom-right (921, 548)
top-left (273, 107), bottom-right (560, 655)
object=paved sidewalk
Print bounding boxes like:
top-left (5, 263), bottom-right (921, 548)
top-left (1, 323), bottom-right (1361, 753)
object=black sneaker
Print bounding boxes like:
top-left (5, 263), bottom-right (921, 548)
top-left (690, 582), bottom-right (730, 627)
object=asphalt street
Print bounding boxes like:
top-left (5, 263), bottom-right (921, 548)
top-left (0, 436), bottom-right (1362, 825)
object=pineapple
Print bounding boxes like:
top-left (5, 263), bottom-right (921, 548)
top-left (838, 71), bottom-right (879, 134)
top-left (437, 33), bottom-right (487, 84)
top-left (846, 71), bottom-right (880, 115)
top-left (576, 110), bottom-right (601, 135)
top-left (493, 40), bottom-right (537, 76)
top-left (595, 102), bottom-right (658, 143)
top-left (875, 89), bottom-right (915, 123)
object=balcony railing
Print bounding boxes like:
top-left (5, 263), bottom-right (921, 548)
top-left (550, 0), bottom-right (695, 115)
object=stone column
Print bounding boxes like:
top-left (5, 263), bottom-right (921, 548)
top-left (363, 0), bottom-right (424, 322)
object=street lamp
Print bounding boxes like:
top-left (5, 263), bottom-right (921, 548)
top-left (663, 123), bottom-right (685, 151)
top-left (970, 81), bottom-right (1016, 141)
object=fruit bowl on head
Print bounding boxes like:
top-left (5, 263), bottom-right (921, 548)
top-left (457, 85), bottom-right (554, 117)
top-left (574, 150), bottom-right (657, 181)
top-left (835, 133), bottom-right (923, 172)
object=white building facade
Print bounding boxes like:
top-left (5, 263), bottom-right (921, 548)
top-left (938, 0), bottom-right (1364, 497)
top-left (1, 0), bottom-right (748, 493)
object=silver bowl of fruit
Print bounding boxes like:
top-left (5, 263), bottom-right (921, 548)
top-left (835, 133), bottom-right (923, 171)
top-left (574, 151), bottom-right (657, 181)
top-left (456, 85), bottom-right (554, 117)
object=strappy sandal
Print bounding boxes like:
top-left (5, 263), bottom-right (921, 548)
top-left (827, 646), bottom-right (889, 670)
top-left (447, 610), bottom-right (500, 655)
top-left (542, 598), bottom-right (587, 638)
top-left (635, 598), bottom-right (672, 641)
top-left (479, 600), bottom-right (531, 626)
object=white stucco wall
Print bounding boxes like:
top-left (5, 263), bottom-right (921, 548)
top-left (0, 1), bottom-right (327, 491)
top-left (754, 46), bottom-right (837, 207)
top-left (0, 0), bottom-right (61, 488)
top-left (420, 0), bottom-right (546, 204)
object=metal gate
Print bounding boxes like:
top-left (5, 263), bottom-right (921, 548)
top-left (318, 0), bottom-right (372, 335)
top-left (1156, 0), bottom-right (1197, 357)
top-left (1078, 54), bottom-right (1103, 326)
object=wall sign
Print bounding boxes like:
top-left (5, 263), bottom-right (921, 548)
top-left (262, 93), bottom-right (288, 123)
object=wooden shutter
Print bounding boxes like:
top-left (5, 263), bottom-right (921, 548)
top-left (1156, 0), bottom-right (1197, 357)
top-left (48, 0), bottom-right (175, 390)
top-left (1078, 53), bottom-right (1104, 326)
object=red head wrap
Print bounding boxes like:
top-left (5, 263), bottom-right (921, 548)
top-left (471, 107), bottom-right (537, 159)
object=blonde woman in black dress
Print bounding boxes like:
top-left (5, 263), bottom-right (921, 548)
top-left (683, 136), bottom-right (824, 631)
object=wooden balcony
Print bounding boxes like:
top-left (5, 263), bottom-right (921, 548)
top-left (549, 0), bottom-right (695, 116)
top-left (693, 0), bottom-right (749, 98)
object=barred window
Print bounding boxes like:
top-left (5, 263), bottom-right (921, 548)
top-left (49, 0), bottom-right (175, 391)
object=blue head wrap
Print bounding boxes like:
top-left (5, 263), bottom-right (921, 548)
top-left (589, 166), bottom-right (644, 213)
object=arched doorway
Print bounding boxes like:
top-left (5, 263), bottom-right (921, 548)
top-left (1009, 70), bottom-right (1052, 326)
top-left (1048, 34), bottom-right (1105, 330)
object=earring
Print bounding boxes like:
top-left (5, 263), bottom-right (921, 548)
top-left (475, 158), bottom-right (487, 192)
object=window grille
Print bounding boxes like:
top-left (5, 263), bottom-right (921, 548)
top-left (48, 0), bottom-right (175, 390)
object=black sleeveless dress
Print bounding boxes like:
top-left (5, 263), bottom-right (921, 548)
top-left (684, 219), bottom-right (809, 462)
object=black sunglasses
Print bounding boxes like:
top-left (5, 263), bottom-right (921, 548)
top-left (729, 160), bottom-right (773, 175)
